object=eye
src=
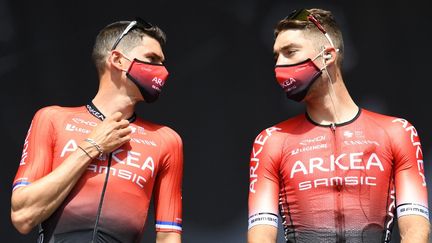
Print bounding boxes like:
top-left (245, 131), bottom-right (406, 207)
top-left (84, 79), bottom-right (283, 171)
top-left (145, 54), bottom-right (163, 64)
top-left (285, 49), bottom-right (297, 57)
top-left (147, 56), bottom-right (158, 63)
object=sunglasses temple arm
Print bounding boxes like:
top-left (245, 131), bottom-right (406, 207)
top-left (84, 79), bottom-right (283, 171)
top-left (111, 21), bottom-right (138, 50)
top-left (307, 15), bottom-right (337, 49)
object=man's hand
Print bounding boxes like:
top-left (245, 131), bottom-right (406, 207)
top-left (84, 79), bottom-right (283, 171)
top-left (84, 112), bottom-right (132, 155)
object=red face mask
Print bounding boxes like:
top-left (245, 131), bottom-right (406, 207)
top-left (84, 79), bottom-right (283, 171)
top-left (275, 55), bottom-right (323, 102)
top-left (126, 58), bottom-right (169, 103)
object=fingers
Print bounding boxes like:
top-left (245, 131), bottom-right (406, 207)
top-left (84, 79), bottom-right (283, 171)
top-left (108, 111), bottom-right (123, 122)
top-left (118, 126), bottom-right (132, 137)
top-left (105, 112), bottom-right (130, 129)
top-left (118, 119), bottom-right (130, 129)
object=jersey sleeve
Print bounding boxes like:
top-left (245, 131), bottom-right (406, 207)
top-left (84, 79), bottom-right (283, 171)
top-left (12, 107), bottom-right (56, 191)
top-left (153, 127), bottom-right (183, 233)
top-left (390, 118), bottom-right (429, 220)
top-left (248, 126), bottom-right (283, 230)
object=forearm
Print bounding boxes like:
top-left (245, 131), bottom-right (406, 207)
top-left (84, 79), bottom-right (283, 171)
top-left (248, 225), bottom-right (277, 243)
top-left (399, 215), bottom-right (431, 243)
top-left (11, 143), bottom-right (98, 233)
top-left (156, 232), bottom-right (181, 243)
top-left (248, 234), bottom-right (276, 243)
top-left (400, 225), bottom-right (430, 243)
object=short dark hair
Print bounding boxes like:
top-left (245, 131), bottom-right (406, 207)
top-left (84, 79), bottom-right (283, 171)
top-left (274, 8), bottom-right (344, 67)
top-left (91, 20), bottom-right (166, 75)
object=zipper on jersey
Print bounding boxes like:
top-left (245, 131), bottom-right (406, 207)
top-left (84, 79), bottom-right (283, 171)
top-left (91, 153), bottom-right (113, 242)
top-left (85, 102), bottom-right (136, 242)
top-left (331, 123), bottom-right (346, 243)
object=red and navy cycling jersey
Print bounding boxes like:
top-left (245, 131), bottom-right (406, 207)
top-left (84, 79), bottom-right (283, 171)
top-left (13, 104), bottom-right (183, 242)
top-left (248, 108), bottom-right (429, 242)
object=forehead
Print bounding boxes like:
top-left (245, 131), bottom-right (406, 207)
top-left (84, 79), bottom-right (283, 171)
top-left (273, 29), bottom-right (313, 51)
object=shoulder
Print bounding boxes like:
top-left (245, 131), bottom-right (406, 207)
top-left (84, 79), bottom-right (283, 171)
top-left (252, 114), bottom-right (306, 150)
top-left (361, 109), bottom-right (421, 146)
top-left (254, 114), bottom-right (305, 140)
top-left (135, 118), bottom-right (182, 146)
top-left (34, 105), bottom-right (84, 117)
top-left (362, 109), bottom-right (417, 133)
top-left (32, 105), bottom-right (86, 125)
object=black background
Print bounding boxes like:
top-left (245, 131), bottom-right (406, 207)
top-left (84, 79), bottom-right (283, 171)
top-left (1, 0), bottom-right (431, 242)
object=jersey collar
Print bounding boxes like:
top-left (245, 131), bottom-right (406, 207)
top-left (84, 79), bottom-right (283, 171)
top-left (306, 107), bottom-right (362, 127)
top-left (86, 102), bottom-right (137, 122)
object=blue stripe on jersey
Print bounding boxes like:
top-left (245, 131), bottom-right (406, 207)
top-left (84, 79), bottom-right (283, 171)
top-left (155, 221), bottom-right (182, 227)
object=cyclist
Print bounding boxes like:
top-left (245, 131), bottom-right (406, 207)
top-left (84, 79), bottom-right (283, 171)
top-left (11, 18), bottom-right (183, 243)
top-left (248, 8), bottom-right (430, 243)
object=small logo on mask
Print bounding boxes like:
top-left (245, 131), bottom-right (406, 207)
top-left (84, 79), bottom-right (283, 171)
top-left (152, 77), bottom-right (164, 86)
top-left (281, 78), bottom-right (296, 88)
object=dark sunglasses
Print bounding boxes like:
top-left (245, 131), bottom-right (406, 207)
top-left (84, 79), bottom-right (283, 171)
top-left (111, 17), bottom-right (154, 50)
top-left (285, 9), bottom-right (336, 48)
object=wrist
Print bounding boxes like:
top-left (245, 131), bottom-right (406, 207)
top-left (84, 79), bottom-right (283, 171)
top-left (84, 138), bottom-right (104, 155)
top-left (79, 142), bottom-right (101, 159)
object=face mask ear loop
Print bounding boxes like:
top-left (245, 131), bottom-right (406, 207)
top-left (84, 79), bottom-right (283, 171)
top-left (109, 50), bottom-right (132, 72)
top-left (122, 55), bottom-right (133, 73)
top-left (321, 47), bottom-right (340, 124)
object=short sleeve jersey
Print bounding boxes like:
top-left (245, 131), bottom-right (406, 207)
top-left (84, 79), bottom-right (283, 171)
top-left (248, 109), bottom-right (429, 243)
top-left (13, 105), bottom-right (183, 242)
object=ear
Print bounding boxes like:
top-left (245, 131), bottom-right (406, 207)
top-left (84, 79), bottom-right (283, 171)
top-left (107, 50), bottom-right (127, 71)
top-left (323, 46), bottom-right (338, 64)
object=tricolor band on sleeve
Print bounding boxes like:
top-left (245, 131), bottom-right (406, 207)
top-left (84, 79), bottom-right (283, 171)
top-left (397, 203), bottom-right (429, 220)
top-left (12, 178), bottom-right (30, 191)
top-left (155, 221), bottom-right (182, 231)
top-left (248, 212), bottom-right (278, 229)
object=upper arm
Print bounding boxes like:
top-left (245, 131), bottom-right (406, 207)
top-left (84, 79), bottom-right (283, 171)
top-left (153, 127), bottom-right (183, 233)
top-left (12, 107), bottom-right (55, 193)
top-left (248, 127), bottom-right (283, 232)
top-left (390, 118), bottom-right (429, 221)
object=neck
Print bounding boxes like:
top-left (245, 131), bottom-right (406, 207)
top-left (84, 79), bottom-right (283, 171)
top-left (305, 70), bottom-right (358, 125)
top-left (91, 76), bottom-right (139, 120)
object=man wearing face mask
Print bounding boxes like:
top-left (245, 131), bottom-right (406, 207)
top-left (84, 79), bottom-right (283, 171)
top-left (11, 18), bottom-right (183, 243)
top-left (248, 8), bottom-right (430, 243)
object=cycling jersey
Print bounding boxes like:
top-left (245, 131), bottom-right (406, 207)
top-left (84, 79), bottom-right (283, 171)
top-left (13, 104), bottom-right (183, 242)
top-left (248, 108), bottom-right (429, 243)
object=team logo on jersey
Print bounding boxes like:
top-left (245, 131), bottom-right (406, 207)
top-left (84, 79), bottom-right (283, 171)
top-left (130, 138), bottom-right (157, 146)
top-left (299, 135), bottom-right (326, 146)
top-left (65, 124), bottom-right (91, 134)
top-left (292, 135), bottom-right (327, 155)
top-left (343, 130), bottom-right (365, 138)
top-left (392, 118), bottom-right (426, 186)
top-left (342, 130), bottom-right (379, 146)
top-left (291, 143), bottom-right (327, 155)
top-left (20, 124), bottom-right (32, 166)
top-left (72, 117), bottom-right (97, 127)
top-left (130, 125), bottom-right (146, 135)
top-left (250, 126), bottom-right (281, 193)
top-left (60, 139), bottom-right (156, 189)
top-left (290, 152), bottom-right (384, 191)
top-left (343, 130), bottom-right (354, 138)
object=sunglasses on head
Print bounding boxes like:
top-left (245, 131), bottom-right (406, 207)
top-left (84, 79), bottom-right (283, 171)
top-left (111, 17), bottom-right (154, 51)
top-left (285, 9), bottom-right (336, 48)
